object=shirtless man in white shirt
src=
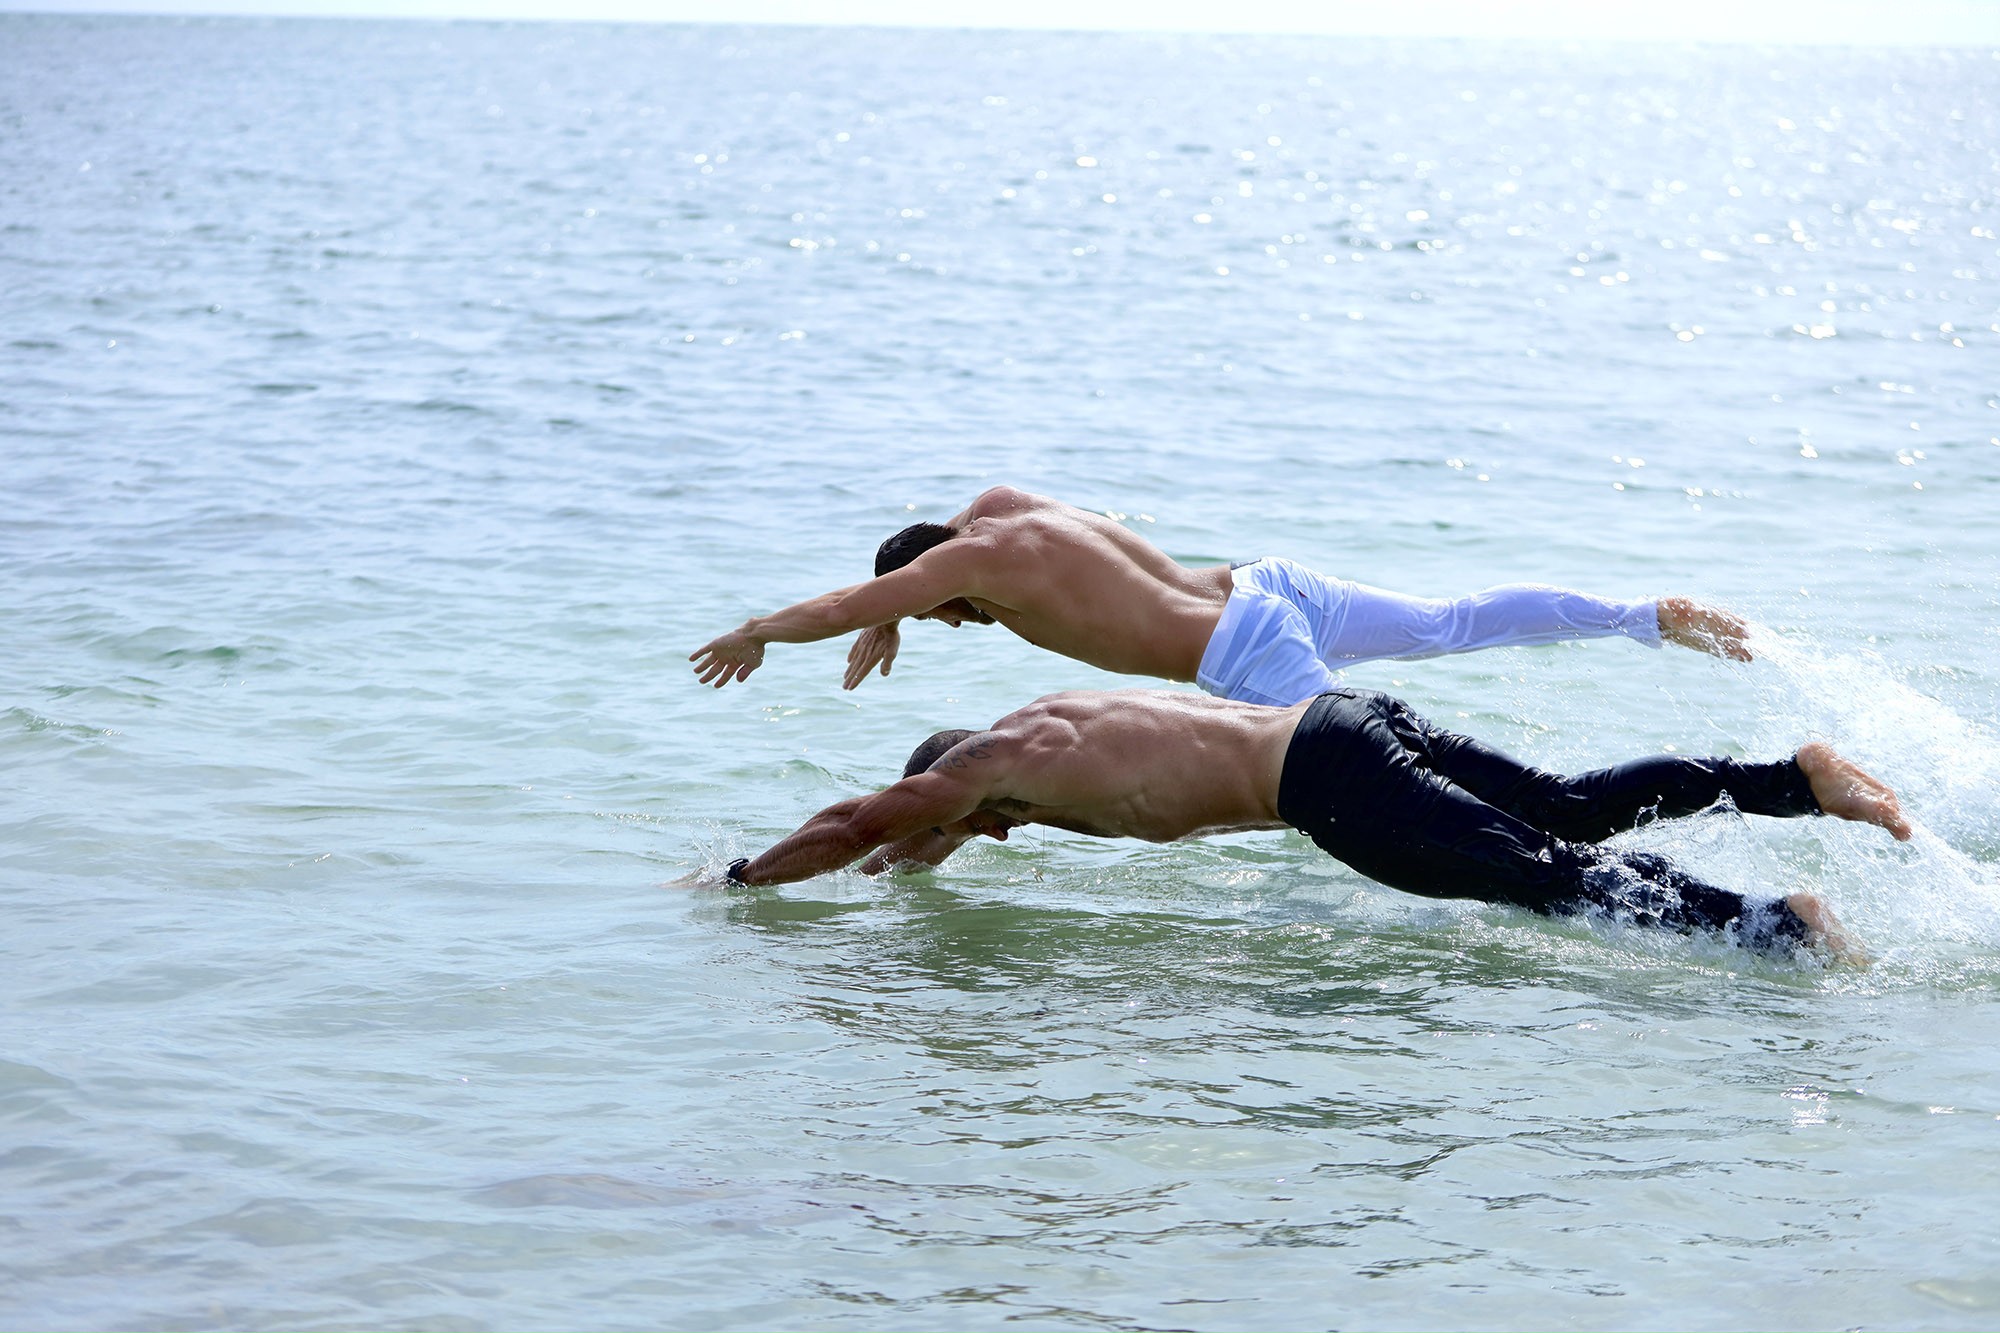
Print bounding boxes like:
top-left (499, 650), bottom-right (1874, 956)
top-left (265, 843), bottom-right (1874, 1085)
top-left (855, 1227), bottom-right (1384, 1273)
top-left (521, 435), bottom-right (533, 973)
top-left (690, 487), bottom-right (1752, 704)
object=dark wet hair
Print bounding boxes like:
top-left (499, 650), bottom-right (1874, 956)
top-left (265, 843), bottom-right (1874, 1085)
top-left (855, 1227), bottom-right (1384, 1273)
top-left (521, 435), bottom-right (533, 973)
top-left (875, 521), bottom-right (956, 577)
top-left (903, 728), bottom-right (978, 778)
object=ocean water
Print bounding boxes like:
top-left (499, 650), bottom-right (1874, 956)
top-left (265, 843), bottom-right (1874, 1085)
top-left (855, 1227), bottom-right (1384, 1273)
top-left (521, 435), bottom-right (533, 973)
top-left (4, 14), bottom-right (1999, 1329)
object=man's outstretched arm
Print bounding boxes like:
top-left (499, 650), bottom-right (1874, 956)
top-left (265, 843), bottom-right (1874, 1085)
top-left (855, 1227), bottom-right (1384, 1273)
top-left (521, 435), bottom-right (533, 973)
top-left (729, 769), bottom-right (987, 885)
top-left (689, 545), bottom-right (979, 688)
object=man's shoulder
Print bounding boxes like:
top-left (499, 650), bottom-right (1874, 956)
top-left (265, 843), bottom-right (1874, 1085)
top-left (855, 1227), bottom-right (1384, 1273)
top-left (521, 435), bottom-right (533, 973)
top-left (948, 512), bottom-right (1056, 562)
top-left (996, 691), bottom-right (1137, 744)
top-left (909, 728), bottom-right (1020, 787)
top-left (966, 483), bottom-right (1043, 512)
top-left (966, 485), bottom-right (1086, 527)
top-left (961, 493), bottom-right (1102, 551)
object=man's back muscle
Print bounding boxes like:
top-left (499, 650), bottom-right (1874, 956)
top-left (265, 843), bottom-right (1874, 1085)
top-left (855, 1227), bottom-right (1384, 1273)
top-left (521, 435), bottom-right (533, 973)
top-left (946, 489), bottom-right (1231, 681)
top-left (973, 690), bottom-right (1298, 841)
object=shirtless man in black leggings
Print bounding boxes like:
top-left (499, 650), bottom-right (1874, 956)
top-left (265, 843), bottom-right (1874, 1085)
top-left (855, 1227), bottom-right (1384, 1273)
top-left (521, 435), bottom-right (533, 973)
top-left (717, 688), bottom-right (1910, 958)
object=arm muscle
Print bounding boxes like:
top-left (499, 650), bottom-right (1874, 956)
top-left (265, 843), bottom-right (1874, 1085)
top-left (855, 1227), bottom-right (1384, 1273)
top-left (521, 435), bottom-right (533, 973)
top-left (736, 770), bottom-right (988, 885)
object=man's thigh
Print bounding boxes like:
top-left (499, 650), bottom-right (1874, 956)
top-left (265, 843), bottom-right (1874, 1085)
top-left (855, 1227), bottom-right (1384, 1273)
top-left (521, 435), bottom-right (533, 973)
top-left (1309, 757), bottom-right (1580, 913)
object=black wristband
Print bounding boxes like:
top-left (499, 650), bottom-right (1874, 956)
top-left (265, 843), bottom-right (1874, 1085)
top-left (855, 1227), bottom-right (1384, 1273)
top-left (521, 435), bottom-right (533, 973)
top-left (725, 857), bottom-right (751, 884)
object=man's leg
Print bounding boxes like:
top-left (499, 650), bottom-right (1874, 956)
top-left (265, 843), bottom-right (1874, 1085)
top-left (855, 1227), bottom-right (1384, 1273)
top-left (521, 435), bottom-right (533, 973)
top-left (1278, 693), bottom-right (1812, 950)
top-left (1307, 576), bottom-right (1663, 665)
top-left (1379, 702), bottom-right (1821, 844)
top-left (1321, 756), bottom-right (1811, 949)
top-left (1380, 703), bottom-right (1910, 844)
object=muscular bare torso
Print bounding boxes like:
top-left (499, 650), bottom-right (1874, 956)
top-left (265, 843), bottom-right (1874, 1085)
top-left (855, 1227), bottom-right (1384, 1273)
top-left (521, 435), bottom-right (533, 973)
top-left (972, 690), bottom-right (1306, 842)
top-left (946, 489), bottom-right (1234, 681)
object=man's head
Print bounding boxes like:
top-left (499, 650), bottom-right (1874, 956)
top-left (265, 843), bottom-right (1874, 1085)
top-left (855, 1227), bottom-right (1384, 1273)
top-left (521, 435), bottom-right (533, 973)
top-left (875, 521), bottom-right (995, 626)
top-left (903, 728), bottom-right (978, 777)
top-left (902, 728), bottom-right (1020, 841)
top-left (875, 522), bottom-right (956, 577)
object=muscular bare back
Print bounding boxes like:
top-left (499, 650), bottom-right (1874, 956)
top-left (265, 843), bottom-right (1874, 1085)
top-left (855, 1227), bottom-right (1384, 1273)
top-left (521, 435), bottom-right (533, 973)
top-left (971, 690), bottom-right (1302, 841)
top-left (944, 489), bottom-right (1232, 681)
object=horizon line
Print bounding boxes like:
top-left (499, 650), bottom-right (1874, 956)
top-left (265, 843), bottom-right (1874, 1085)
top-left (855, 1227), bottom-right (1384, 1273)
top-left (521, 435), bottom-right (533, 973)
top-left (7, 0), bottom-right (2000, 47)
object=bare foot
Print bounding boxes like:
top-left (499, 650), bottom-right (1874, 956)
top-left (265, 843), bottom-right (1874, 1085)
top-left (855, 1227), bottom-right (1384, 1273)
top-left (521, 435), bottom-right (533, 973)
top-left (1657, 596), bottom-right (1754, 662)
top-left (1795, 742), bottom-right (1913, 841)
top-left (1785, 891), bottom-right (1871, 966)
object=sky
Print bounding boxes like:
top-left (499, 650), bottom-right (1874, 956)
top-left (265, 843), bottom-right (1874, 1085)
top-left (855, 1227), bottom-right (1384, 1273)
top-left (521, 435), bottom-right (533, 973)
top-left (5, 0), bottom-right (2000, 44)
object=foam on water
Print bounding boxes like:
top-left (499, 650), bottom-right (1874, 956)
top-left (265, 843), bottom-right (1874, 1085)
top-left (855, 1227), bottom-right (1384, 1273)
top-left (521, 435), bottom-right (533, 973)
top-left (1733, 634), bottom-right (2000, 982)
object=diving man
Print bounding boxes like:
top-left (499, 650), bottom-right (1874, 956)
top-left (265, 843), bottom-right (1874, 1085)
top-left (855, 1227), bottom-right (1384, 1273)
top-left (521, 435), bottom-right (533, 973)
top-left (691, 487), bottom-right (1752, 705)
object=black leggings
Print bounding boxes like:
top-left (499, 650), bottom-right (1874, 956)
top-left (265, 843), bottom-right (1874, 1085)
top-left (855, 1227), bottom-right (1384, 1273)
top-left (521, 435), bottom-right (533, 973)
top-left (1276, 690), bottom-right (1822, 950)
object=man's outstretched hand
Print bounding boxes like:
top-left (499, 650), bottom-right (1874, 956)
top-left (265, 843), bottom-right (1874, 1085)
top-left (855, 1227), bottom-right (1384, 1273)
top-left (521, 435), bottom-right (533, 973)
top-left (689, 628), bottom-right (765, 687)
top-left (1658, 597), bottom-right (1754, 662)
top-left (843, 621), bottom-right (901, 690)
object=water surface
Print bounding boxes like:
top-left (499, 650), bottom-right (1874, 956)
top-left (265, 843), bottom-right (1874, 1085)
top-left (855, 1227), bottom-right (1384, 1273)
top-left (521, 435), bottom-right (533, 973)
top-left (3, 16), bottom-right (1998, 1330)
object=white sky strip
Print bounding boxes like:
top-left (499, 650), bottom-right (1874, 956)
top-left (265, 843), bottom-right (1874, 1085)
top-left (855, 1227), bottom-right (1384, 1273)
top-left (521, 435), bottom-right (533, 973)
top-left (6, 0), bottom-right (2000, 44)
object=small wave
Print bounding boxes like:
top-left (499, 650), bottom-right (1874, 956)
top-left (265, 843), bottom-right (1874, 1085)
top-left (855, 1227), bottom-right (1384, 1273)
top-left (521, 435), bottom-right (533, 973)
top-left (0, 706), bottom-right (119, 746)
